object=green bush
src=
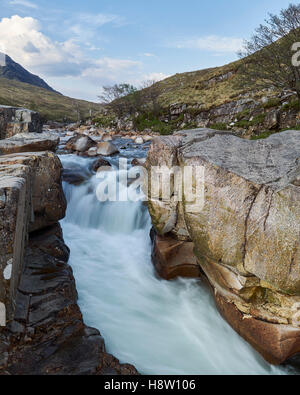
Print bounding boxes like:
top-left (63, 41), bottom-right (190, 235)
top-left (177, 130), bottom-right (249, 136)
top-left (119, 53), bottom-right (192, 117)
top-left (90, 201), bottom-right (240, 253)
top-left (281, 99), bottom-right (300, 112)
top-left (236, 109), bottom-right (250, 120)
top-left (134, 113), bottom-right (174, 135)
top-left (93, 115), bottom-right (115, 128)
top-left (262, 98), bottom-right (281, 109)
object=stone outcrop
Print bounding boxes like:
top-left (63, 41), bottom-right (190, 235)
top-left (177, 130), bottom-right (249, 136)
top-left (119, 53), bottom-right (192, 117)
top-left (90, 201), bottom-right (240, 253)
top-left (0, 123), bottom-right (138, 375)
top-left (0, 224), bottom-right (137, 375)
top-left (0, 106), bottom-right (43, 139)
top-left (0, 150), bottom-right (66, 324)
top-left (145, 127), bottom-right (300, 365)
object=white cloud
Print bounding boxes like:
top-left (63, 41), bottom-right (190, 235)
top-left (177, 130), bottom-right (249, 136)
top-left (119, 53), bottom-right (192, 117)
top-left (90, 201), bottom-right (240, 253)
top-left (143, 53), bottom-right (155, 57)
top-left (0, 15), bottom-right (82, 76)
top-left (173, 35), bottom-right (243, 53)
top-left (82, 57), bottom-right (142, 83)
top-left (0, 15), bottom-right (168, 100)
top-left (76, 13), bottom-right (122, 26)
top-left (9, 0), bottom-right (37, 9)
top-left (0, 15), bottom-right (140, 80)
top-left (142, 72), bottom-right (169, 82)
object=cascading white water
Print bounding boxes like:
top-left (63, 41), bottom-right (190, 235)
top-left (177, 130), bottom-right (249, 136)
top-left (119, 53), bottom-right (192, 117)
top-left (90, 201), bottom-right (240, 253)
top-left (60, 153), bottom-right (293, 375)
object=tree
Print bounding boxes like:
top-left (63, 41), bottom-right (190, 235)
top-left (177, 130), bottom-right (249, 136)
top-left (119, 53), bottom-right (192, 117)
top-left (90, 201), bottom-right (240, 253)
top-left (237, 3), bottom-right (300, 101)
top-left (99, 83), bottom-right (138, 117)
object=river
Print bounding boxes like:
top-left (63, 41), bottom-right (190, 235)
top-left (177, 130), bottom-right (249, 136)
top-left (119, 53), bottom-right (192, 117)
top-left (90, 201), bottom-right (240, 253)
top-left (59, 141), bottom-right (293, 375)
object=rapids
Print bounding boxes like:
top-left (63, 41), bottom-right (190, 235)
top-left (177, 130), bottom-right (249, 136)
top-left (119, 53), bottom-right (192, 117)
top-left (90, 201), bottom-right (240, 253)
top-left (60, 149), bottom-right (294, 375)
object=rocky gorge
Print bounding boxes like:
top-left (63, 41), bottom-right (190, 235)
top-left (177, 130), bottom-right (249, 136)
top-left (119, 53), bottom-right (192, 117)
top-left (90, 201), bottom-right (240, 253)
top-left (0, 103), bottom-right (300, 374)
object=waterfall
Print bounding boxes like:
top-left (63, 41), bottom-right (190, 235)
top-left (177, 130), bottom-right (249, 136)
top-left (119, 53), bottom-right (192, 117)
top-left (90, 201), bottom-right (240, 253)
top-left (60, 153), bottom-right (293, 375)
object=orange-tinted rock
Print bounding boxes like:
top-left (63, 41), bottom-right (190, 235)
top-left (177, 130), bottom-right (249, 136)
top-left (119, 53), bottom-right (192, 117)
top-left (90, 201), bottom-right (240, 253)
top-left (215, 293), bottom-right (300, 365)
top-left (152, 233), bottom-right (201, 280)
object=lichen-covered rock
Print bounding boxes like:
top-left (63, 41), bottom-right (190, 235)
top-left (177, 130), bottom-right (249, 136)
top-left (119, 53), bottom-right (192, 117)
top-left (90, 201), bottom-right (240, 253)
top-left (146, 128), bottom-right (300, 364)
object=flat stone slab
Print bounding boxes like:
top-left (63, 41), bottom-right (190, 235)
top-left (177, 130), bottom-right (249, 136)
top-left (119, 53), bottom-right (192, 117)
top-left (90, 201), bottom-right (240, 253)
top-left (0, 133), bottom-right (59, 155)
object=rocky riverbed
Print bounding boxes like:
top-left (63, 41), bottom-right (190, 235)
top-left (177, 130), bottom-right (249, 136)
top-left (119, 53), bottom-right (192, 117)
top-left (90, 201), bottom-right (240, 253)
top-left (1, 105), bottom-right (300, 374)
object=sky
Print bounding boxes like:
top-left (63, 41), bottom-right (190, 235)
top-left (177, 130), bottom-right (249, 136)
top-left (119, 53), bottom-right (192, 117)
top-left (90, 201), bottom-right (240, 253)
top-left (0, 0), bottom-right (296, 102)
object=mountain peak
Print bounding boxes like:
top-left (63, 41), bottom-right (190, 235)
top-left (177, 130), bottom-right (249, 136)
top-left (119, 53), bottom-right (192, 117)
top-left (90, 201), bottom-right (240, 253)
top-left (0, 53), bottom-right (59, 94)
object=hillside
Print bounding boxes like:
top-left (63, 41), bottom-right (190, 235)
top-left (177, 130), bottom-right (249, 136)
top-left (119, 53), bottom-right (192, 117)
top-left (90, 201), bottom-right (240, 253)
top-left (150, 59), bottom-right (245, 110)
top-left (0, 53), bottom-right (57, 93)
top-left (100, 55), bottom-right (300, 138)
top-left (0, 76), bottom-right (100, 122)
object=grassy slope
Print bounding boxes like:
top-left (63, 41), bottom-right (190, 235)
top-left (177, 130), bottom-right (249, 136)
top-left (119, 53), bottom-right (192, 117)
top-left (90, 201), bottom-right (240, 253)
top-left (145, 58), bottom-right (268, 111)
top-left (0, 77), bottom-right (100, 122)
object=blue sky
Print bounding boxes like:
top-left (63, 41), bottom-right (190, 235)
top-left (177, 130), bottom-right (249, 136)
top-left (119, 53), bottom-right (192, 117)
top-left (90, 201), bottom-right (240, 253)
top-left (0, 0), bottom-right (296, 101)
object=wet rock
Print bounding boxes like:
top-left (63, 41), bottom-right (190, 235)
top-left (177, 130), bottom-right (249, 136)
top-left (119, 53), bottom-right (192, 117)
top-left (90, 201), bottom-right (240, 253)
top-left (96, 142), bottom-right (119, 156)
top-left (131, 158), bottom-right (146, 167)
top-left (3, 226), bottom-right (138, 375)
top-left (62, 167), bottom-right (90, 185)
top-left (87, 147), bottom-right (98, 157)
top-left (91, 157), bottom-right (111, 172)
top-left (152, 232), bottom-right (201, 280)
top-left (135, 137), bottom-right (144, 144)
top-left (65, 134), bottom-right (96, 152)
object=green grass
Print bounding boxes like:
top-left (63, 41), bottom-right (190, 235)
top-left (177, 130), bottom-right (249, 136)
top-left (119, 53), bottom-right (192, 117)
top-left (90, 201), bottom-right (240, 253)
top-left (135, 113), bottom-right (175, 135)
top-left (250, 131), bottom-right (276, 140)
top-left (281, 99), bottom-right (300, 112)
top-left (0, 77), bottom-right (100, 122)
top-left (236, 113), bottom-right (266, 128)
top-left (209, 122), bottom-right (228, 130)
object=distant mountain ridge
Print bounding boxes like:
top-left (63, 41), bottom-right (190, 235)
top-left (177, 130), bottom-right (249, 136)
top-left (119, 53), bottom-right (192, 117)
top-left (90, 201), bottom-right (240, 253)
top-left (0, 53), bottom-right (58, 93)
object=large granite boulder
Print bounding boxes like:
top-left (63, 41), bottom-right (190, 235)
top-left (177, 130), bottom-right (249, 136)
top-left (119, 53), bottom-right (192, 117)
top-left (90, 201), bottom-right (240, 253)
top-left (146, 128), bottom-right (300, 364)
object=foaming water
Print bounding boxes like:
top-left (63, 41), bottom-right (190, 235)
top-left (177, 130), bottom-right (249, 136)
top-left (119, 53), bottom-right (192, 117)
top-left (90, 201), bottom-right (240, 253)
top-left (60, 154), bottom-right (292, 375)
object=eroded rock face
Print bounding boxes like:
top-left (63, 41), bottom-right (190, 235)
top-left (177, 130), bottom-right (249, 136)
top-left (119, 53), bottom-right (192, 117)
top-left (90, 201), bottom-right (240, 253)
top-left (0, 108), bottom-right (138, 375)
top-left (0, 106), bottom-right (43, 139)
top-left (146, 128), bottom-right (300, 364)
top-left (0, 224), bottom-right (138, 375)
top-left (0, 150), bottom-right (66, 323)
top-left (0, 152), bottom-right (66, 232)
